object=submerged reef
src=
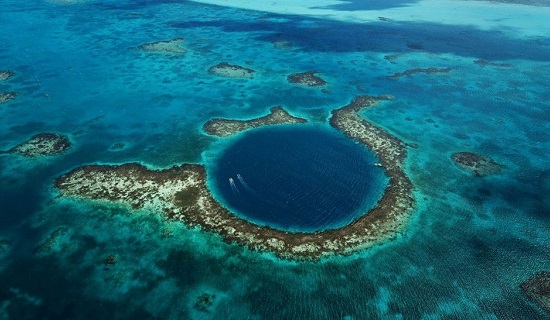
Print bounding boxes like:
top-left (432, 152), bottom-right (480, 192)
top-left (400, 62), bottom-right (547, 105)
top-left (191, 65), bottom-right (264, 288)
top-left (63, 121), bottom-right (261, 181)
top-left (387, 67), bottom-right (452, 80)
top-left (194, 293), bottom-right (216, 312)
top-left (474, 59), bottom-right (513, 68)
top-left (0, 70), bottom-right (15, 81)
top-left (203, 106), bottom-right (307, 137)
top-left (521, 272), bottom-right (550, 314)
top-left (287, 71), bottom-right (327, 87)
top-left (138, 38), bottom-right (186, 54)
top-left (207, 62), bottom-right (254, 78)
top-left (0, 92), bottom-right (17, 104)
top-left (7, 133), bottom-right (71, 157)
top-left (55, 96), bottom-right (415, 260)
top-left (451, 151), bottom-right (504, 176)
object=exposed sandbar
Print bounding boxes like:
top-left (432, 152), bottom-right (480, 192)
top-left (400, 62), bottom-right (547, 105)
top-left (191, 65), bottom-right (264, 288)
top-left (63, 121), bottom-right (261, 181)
top-left (55, 96), bottom-right (415, 260)
top-left (0, 70), bottom-right (15, 81)
top-left (208, 62), bottom-right (254, 79)
top-left (203, 106), bottom-right (307, 137)
top-left (138, 38), bottom-right (187, 54)
top-left (287, 71), bottom-right (327, 87)
top-left (8, 133), bottom-right (71, 157)
top-left (0, 92), bottom-right (17, 104)
top-left (451, 151), bottom-right (504, 177)
top-left (387, 67), bottom-right (452, 80)
top-left (521, 272), bottom-right (550, 314)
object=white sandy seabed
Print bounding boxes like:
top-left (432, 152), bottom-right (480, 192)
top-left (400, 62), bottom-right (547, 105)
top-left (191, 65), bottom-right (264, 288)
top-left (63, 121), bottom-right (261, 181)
top-left (188, 0), bottom-right (550, 38)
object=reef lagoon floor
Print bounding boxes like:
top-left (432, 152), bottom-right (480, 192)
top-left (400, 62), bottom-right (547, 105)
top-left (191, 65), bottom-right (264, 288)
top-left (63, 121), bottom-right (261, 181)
top-left (0, 0), bottom-right (549, 318)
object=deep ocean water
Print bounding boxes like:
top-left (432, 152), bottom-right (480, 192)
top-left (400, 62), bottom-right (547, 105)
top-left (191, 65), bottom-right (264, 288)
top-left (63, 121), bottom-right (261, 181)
top-left (0, 0), bottom-right (549, 319)
top-left (208, 125), bottom-right (387, 232)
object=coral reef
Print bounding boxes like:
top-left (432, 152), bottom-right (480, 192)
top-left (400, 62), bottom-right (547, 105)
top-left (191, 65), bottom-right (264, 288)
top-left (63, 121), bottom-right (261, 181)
top-left (207, 62), bottom-right (254, 78)
top-left (55, 96), bottom-right (415, 260)
top-left (451, 152), bottom-right (504, 176)
top-left (287, 71), bottom-right (327, 87)
top-left (138, 38), bottom-right (186, 54)
top-left (8, 133), bottom-right (71, 157)
top-left (203, 106), bottom-right (307, 137)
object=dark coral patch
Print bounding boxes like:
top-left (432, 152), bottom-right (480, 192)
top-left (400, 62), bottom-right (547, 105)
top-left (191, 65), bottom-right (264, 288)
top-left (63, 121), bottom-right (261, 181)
top-left (521, 272), bottom-right (550, 314)
top-left (288, 71), bottom-right (327, 87)
top-left (387, 67), bottom-right (452, 80)
top-left (451, 151), bottom-right (504, 177)
top-left (9, 133), bottom-right (71, 157)
top-left (194, 293), bottom-right (216, 312)
top-left (0, 92), bottom-right (17, 104)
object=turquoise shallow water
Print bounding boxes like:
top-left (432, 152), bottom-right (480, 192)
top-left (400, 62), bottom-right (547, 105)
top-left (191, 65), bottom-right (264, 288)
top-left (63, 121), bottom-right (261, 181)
top-left (0, 0), bottom-right (549, 318)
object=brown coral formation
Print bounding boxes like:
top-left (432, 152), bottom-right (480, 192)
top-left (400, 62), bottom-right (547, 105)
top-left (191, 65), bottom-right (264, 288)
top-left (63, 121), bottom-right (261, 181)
top-left (287, 71), bottom-right (327, 87)
top-left (521, 272), bottom-right (550, 314)
top-left (0, 70), bottom-right (15, 81)
top-left (0, 92), bottom-right (17, 104)
top-left (387, 67), bottom-right (452, 80)
top-left (203, 106), bottom-right (307, 137)
top-left (8, 133), bottom-right (71, 157)
top-left (451, 151), bottom-right (504, 177)
top-left (138, 38), bottom-right (187, 54)
top-left (207, 62), bottom-right (254, 78)
top-left (54, 96), bottom-right (415, 260)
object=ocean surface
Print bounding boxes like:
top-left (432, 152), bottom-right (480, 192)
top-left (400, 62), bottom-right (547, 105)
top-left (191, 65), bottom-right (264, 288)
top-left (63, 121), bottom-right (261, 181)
top-left (208, 125), bottom-right (388, 232)
top-left (0, 0), bottom-right (549, 319)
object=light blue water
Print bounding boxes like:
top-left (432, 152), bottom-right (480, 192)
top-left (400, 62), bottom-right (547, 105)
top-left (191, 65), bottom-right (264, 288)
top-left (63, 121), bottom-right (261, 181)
top-left (0, 0), bottom-right (548, 318)
top-left (208, 125), bottom-right (387, 232)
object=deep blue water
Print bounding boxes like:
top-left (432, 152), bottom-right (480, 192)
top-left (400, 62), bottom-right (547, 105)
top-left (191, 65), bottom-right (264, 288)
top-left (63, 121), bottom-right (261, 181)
top-left (210, 126), bottom-right (387, 232)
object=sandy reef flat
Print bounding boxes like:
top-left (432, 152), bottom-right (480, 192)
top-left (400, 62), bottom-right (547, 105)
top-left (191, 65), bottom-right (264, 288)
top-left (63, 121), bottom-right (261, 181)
top-left (138, 38), bottom-right (187, 54)
top-left (0, 70), bottom-right (15, 81)
top-left (207, 62), bottom-right (255, 78)
top-left (55, 96), bottom-right (415, 260)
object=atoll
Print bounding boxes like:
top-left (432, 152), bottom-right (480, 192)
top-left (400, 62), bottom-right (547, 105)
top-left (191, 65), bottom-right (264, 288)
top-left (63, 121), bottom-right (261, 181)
top-left (8, 132), bottom-right (71, 157)
top-left (521, 272), bottom-right (550, 314)
top-left (203, 106), bottom-right (307, 137)
top-left (207, 62), bottom-right (254, 79)
top-left (451, 151), bottom-right (504, 177)
top-left (287, 71), bottom-right (327, 87)
top-left (138, 38), bottom-right (187, 54)
top-left (387, 67), bottom-right (452, 80)
top-left (0, 92), bottom-right (17, 104)
top-left (0, 70), bottom-right (15, 81)
top-left (55, 96), bottom-right (415, 260)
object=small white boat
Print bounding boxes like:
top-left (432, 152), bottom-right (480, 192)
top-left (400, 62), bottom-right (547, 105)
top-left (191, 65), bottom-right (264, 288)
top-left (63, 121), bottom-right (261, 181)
top-left (374, 163), bottom-right (383, 167)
